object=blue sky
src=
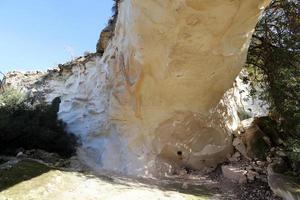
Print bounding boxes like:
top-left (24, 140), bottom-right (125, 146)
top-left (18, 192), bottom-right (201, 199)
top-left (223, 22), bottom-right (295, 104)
top-left (0, 0), bottom-right (114, 73)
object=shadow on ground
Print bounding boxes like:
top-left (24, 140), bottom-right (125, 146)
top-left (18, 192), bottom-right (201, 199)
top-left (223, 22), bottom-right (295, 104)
top-left (0, 159), bottom-right (51, 191)
top-left (0, 158), bottom-right (221, 200)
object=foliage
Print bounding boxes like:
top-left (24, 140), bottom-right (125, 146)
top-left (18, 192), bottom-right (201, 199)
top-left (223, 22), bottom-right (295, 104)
top-left (286, 138), bottom-right (300, 162)
top-left (237, 109), bottom-right (252, 121)
top-left (245, 0), bottom-right (300, 136)
top-left (256, 116), bottom-right (283, 146)
top-left (285, 138), bottom-right (300, 175)
top-left (0, 88), bottom-right (25, 107)
top-left (0, 89), bottom-right (77, 157)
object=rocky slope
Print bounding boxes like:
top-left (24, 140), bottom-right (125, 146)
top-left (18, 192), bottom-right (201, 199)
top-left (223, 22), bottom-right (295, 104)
top-left (3, 0), bottom-right (270, 176)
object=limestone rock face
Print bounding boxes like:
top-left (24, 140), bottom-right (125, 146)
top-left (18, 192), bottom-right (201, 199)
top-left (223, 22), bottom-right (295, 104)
top-left (4, 0), bottom-right (269, 176)
top-left (100, 0), bottom-right (269, 175)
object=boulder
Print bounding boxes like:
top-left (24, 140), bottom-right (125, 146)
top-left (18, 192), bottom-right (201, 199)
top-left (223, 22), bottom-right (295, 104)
top-left (241, 118), bottom-right (271, 159)
top-left (268, 164), bottom-right (300, 200)
top-left (233, 137), bottom-right (249, 159)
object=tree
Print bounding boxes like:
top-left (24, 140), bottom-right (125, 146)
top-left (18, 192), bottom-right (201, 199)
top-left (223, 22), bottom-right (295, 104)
top-left (246, 0), bottom-right (300, 136)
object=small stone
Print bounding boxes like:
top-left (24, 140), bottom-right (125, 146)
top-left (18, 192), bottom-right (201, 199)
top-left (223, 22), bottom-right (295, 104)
top-left (25, 149), bottom-right (35, 155)
top-left (178, 169), bottom-right (188, 176)
top-left (247, 170), bottom-right (259, 181)
top-left (229, 152), bottom-right (241, 162)
top-left (233, 138), bottom-right (242, 146)
top-left (78, 57), bottom-right (86, 62)
top-left (253, 166), bottom-right (263, 173)
top-left (276, 151), bottom-right (286, 157)
top-left (260, 175), bottom-right (268, 183)
top-left (256, 161), bottom-right (265, 167)
top-left (16, 152), bottom-right (24, 157)
top-left (270, 147), bottom-right (276, 152)
top-left (54, 162), bottom-right (61, 167)
top-left (222, 165), bottom-right (247, 184)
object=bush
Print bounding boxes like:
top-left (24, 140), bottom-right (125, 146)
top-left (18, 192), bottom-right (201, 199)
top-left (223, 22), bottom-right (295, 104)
top-left (0, 89), bottom-right (77, 157)
top-left (0, 88), bottom-right (25, 107)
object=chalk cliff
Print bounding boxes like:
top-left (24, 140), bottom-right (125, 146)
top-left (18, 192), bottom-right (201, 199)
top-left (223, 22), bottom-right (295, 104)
top-left (4, 0), bottom-right (270, 176)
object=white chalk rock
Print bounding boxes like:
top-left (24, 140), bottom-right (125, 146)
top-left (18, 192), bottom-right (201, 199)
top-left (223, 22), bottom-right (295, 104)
top-left (4, 0), bottom-right (270, 176)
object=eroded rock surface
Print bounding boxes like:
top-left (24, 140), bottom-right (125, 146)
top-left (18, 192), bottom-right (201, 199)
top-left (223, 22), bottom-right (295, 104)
top-left (3, 0), bottom-right (270, 176)
top-left (101, 0), bottom-right (269, 175)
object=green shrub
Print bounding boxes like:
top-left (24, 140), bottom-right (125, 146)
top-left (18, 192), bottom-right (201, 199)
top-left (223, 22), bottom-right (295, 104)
top-left (0, 89), bottom-right (77, 157)
top-left (0, 88), bottom-right (25, 107)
